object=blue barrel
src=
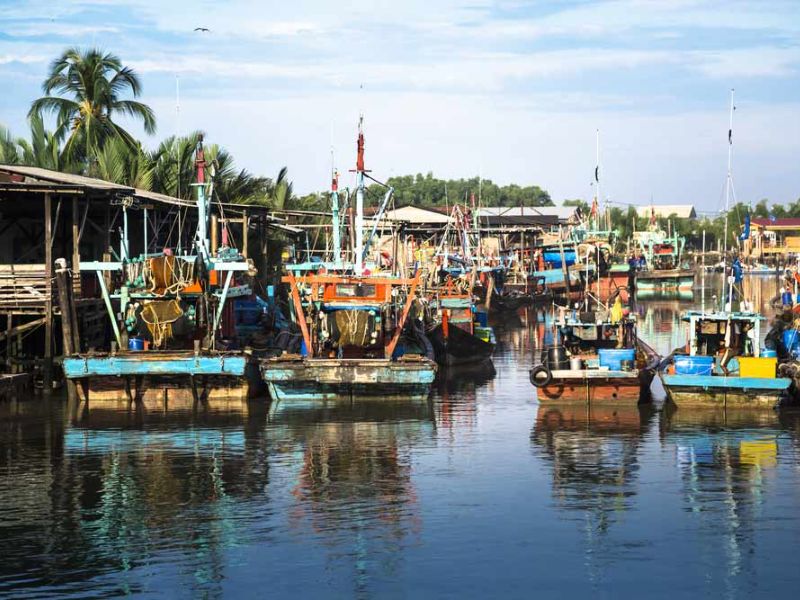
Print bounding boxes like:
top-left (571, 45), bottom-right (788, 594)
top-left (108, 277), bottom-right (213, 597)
top-left (674, 355), bottom-right (714, 376)
top-left (762, 349), bottom-right (778, 358)
top-left (782, 330), bottom-right (800, 356)
top-left (128, 337), bottom-right (144, 351)
top-left (475, 310), bottom-right (489, 328)
top-left (598, 348), bottom-right (635, 370)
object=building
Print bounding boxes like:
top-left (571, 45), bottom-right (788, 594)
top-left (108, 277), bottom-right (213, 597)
top-left (749, 217), bottom-right (800, 258)
top-left (635, 205), bottom-right (697, 220)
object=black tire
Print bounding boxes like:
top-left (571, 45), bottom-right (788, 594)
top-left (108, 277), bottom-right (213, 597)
top-left (530, 364), bottom-right (553, 388)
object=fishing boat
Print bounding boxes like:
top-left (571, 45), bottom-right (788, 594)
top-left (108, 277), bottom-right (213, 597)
top-left (426, 277), bottom-right (495, 365)
top-left (62, 137), bottom-right (256, 404)
top-left (529, 298), bottom-right (659, 404)
top-left (659, 310), bottom-right (790, 407)
top-left (260, 118), bottom-right (437, 402)
top-left (633, 222), bottom-right (694, 293)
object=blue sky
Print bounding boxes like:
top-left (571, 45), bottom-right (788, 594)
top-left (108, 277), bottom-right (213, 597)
top-left (1, 0), bottom-right (799, 210)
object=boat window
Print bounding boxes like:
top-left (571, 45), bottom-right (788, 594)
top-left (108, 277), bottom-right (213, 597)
top-left (335, 283), bottom-right (376, 298)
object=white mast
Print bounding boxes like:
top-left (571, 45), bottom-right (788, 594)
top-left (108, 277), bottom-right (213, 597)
top-left (595, 128), bottom-right (601, 232)
top-left (723, 89), bottom-right (735, 259)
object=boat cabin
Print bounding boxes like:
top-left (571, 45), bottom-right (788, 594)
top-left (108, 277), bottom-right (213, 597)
top-left (684, 311), bottom-right (762, 358)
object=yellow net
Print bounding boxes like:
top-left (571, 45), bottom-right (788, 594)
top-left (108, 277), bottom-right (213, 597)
top-left (140, 299), bottom-right (184, 348)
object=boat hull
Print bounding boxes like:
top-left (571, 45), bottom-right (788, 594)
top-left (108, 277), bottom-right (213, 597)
top-left (534, 369), bottom-right (654, 404)
top-left (63, 351), bottom-right (252, 402)
top-left (659, 373), bottom-right (790, 407)
top-left (261, 356), bottom-right (436, 402)
top-left (428, 323), bottom-right (495, 366)
top-left (636, 269), bottom-right (695, 291)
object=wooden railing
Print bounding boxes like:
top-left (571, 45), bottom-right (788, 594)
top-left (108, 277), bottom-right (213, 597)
top-left (0, 264), bottom-right (80, 312)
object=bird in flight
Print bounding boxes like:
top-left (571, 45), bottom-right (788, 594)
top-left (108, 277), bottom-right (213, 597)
top-left (194, 27), bottom-right (210, 32)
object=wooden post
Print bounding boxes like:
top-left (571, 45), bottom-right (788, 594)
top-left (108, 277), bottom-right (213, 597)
top-left (211, 214), bottom-right (218, 255)
top-left (287, 274), bottom-right (313, 358)
top-left (241, 209), bottom-right (248, 258)
top-left (70, 197), bottom-right (81, 352)
top-left (558, 227), bottom-right (572, 298)
top-left (55, 258), bottom-right (77, 401)
top-left (43, 193), bottom-right (53, 395)
top-left (386, 273), bottom-right (421, 359)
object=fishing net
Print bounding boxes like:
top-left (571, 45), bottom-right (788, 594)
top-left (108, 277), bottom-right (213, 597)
top-left (147, 256), bottom-right (196, 295)
top-left (333, 310), bottom-right (372, 347)
top-left (140, 300), bottom-right (184, 348)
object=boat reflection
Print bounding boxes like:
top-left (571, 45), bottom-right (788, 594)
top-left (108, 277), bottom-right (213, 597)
top-left (268, 396), bottom-right (434, 596)
top-left (531, 403), bottom-right (655, 514)
top-left (0, 400), bottom-right (272, 597)
top-left (657, 406), bottom-right (800, 588)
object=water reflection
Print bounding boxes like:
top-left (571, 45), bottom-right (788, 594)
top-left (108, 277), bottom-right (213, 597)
top-left (658, 406), bottom-right (800, 594)
top-left (0, 400), bottom-right (273, 597)
top-left (268, 397), bottom-right (434, 597)
top-left (531, 404), bottom-right (654, 517)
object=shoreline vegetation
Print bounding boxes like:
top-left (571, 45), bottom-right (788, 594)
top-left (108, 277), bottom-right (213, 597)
top-left (1, 47), bottom-right (799, 253)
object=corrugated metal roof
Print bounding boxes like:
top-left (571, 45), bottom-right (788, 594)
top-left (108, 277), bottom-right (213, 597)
top-left (0, 164), bottom-right (131, 191)
top-left (752, 217), bottom-right (800, 228)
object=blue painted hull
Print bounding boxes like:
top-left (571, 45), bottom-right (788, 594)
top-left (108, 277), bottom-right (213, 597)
top-left (63, 352), bottom-right (247, 378)
top-left (261, 357), bottom-right (436, 402)
top-left (660, 372), bottom-right (790, 407)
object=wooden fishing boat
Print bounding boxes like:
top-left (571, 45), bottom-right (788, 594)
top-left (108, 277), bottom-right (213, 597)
top-left (260, 119), bottom-right (436, 402)
top-left (62, 138), bottom-right (257, 404)
top-left (530, 305), bottom-right (659, 404)
top-left (426, 292), bottom-right (495, 365)
top-left (659, 310), bottom-right (791, 407)
top-left (633, 225), bottom-right (694, 292)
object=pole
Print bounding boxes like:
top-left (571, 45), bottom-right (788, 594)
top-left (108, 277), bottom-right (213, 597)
top-left (55, 258), bottom-right (76, 401)
top-left (595, 129), bottom-right (601, 232)
top-left (722, 89), bottom-right (734, 304)
top-left (354, 116), bottom-right (365, 274)
top-left (701, 230), bottom-right (706, 314)
top-left (558, 226), bottom-right (572, 299)
top-left (43, 193), bottom-right (53, 395)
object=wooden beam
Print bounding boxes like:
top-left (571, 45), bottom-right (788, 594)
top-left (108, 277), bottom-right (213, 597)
top-left (286, 273), bottom-right (313, 358)
top-left (242, 209), bottom-right (248, 258)
top-left (43, 193), bottom-right (53, 394)
top-left (385, 272), bottom-right (421, 359)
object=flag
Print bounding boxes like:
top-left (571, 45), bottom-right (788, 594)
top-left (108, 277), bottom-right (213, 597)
top-left (591, 197), bottom-right (598, 217)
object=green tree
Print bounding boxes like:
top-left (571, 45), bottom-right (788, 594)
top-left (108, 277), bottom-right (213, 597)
top-left (29, 47), bottom-right (156, 165)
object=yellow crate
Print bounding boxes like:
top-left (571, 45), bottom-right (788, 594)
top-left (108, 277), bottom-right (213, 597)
top-left (738, 356), bottom-right (776, 379)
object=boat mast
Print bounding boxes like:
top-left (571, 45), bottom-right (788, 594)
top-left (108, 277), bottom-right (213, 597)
top-left (723, 90), bottom-right (735, 255)
top-left (330, 149), bottom-right (341, 266)
top-left (722, 89), bottom-right (735, 307)
top-left (192, 135), bottom-right (211, 264)
top-left (354, 115), bottom-right (366, 275)
top-left (595, 128), bottom-right (601, 232)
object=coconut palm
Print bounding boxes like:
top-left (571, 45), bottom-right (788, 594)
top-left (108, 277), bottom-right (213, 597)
top-left (28, 47), bottom-right (156, 164)
top-left (95, 137), bottom-right (154, 190)
top-left (16, 113), bottom-right (71, 171)
top-left (0, 124), bottom-right (22, 164)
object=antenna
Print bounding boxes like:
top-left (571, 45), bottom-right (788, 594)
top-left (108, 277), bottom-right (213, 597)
top-left (176, 75), bottom-right (181, 138)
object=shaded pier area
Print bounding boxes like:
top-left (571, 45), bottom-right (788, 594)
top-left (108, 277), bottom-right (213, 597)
top-left (0, 164), bottom-right (277, 397)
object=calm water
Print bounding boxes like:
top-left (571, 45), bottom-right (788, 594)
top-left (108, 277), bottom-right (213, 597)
top-left (2, 275), bottom-right (800, 599)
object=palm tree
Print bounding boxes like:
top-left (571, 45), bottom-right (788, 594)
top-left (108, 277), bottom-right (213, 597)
top-left (16, 113), bottom-right (71, 171)
top-left (0, 124), bottom-right (22, 164)
top-left (28, 47), bottom-right (156, 164)
top-left (95, 137), bottom-right (154, 190)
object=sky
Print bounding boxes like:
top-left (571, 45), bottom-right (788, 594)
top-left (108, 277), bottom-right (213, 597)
top-left (1, 0), bottom-right (799, 212)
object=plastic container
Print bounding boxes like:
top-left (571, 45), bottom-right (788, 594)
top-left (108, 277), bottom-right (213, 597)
top-left (570, 357), bottom-right (584, 371)
top-left (738, 356), bottom-right (777, 379)
top-left (782, 330), bottom-right (800, 356)
top-left (674, 355), bottom-right (714, 376)
top-left (598, 348), bottom-right (635, 370)
top-left (128, 337), bottom-right (144, 351)
top-left (762, 349), bottom-right (777, 358)
top-left (475, 310), bottom-right (489, 328)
